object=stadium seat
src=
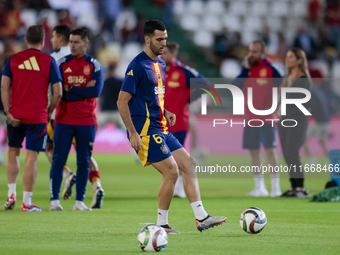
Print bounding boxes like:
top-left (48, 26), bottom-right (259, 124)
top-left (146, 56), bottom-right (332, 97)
top-left (121, 42), bottom-right (142, 63)
top-left (193, 30), bottom-right (214, 48)
top-left (332, 61), bottom-right (340, 78)
top-left (20, 9), bottom-right (38, 27)
top-left (241, 31), bottom-right (258, 45)
top-left (220, 59), bottom-right (241, 79)
top-left (186, 0), bottom-right (204, 16)
top-left (291, 1), bottom-right (308, 17)
top-left (115, 9), bottom-right (137, 31)
top-left (173, 0), bottom-right (186, 17)
top-left (47, 0), bottom-right (70, 9)
top-left (310, 60), bottom-right (329, 78)
top-left (206, 0), bottom-right (226, 16)
top-left (69, 0), bottom-right (96, 17)
top-left (250, 1), bottom-right (268, 17)
top-left (270, 2), bottom-right (289, 17)
top-left (77, 13), bottom-right (101, 35)
top-left (243, 17), bottom-right (264, 32)
top-left (180, 15), bottom-right (200, 32)
top-left (265, 17), bottom-right (282, 32)
top-left (223, 15), bottom-right (241, 32)
top-left (286, 18), bottom-right (305, 30)
top-left (284, 30), bottom-right (296, 44)
top-left (202, 15), bottom-right (223, 33)
top-left (38, 9), bottom-right (58, 28)
top-left (229, 1), bottom-right (248, 16)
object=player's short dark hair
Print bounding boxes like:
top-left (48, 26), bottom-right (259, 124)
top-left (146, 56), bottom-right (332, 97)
top-left (26, 25), bottom-right (45, 45)
top-left (143, 20), bottom-right (166, 37)
top-left (70, 28), bottom-right (89, 41)
top-left (252, 40), bottom-right (266, 52)
top-left (165, 41), bottom-right (179, 53)
top-left (53, 24), bottom-right (72, 43)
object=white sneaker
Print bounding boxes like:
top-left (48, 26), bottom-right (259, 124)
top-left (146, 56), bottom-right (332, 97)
top-left (50, 200), bottom-right (63, 211)
top-left (50, 204), bottom-right (63, 211)
top-left (270, 189), bottom-right (282, 197)
top-left (173, 176), bottom-right (186, 198)
top-left (73, 201), bottom-right (92, 211)
top-left (90, 188), bottom-right (104, 209)
top-left (247, 188), bottom-right (269, 197)
top-left (308, 157), bottom-right (317, 165)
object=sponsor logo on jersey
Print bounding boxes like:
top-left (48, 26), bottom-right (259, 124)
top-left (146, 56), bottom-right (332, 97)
top-left (64, 67), bottom-right (72, 73)
top-left (127, 70), bottom-right (133, 76)
top-left (18, 57), bottom-right (40, 71)
top-left (68, 76), bottom-right (87, 85)
top-left (154, 86), bottom-right (165, 98)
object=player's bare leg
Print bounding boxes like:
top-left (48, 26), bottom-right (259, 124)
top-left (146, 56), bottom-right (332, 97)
top-left (152, 156), bottom-right (179, 234)
top-left (4, 147), bottom-right (20, 210)
top-left (45, 142), bottom-right (54, 164)
top-left (153, 156), bottom-right (179, 209)
top-left (265, 148), bottom-right (281, 197)
top-left (248, 149), bottom-right (268, 197)
top-left (21, 149), bottom-right (42, 211)
top-left (172, 148), bottom-right (227, 232)
top-left (89, 157), bottom-right (104, 209)
top-left (0, 133), bottom-right (8, 164)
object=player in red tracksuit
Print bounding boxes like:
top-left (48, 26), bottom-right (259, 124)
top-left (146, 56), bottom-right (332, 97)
top-left (49, 28), bottom-right (103, 211)
top-left (234, 40), bottom-right (284, 197)
top-left (161, 41), bottom-right (206, 198)
top-left (2, 25), bottom-right (62, 211)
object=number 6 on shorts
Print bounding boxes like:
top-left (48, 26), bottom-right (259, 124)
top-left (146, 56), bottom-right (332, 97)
top-left (152, 134), bottom-right (163, 144)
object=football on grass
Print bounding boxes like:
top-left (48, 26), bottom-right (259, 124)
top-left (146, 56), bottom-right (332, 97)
top-left (137, 225), bottom-right (168, 252)
top-left (240, 207), bottom-right (267, 234)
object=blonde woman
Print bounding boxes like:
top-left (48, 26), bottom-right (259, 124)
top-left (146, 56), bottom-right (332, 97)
top-left (279, 48), bottom-right (312, 198)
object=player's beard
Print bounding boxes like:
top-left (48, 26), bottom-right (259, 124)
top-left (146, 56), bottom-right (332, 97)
top-left (150, 40), bottom-right (163, 56)
top-left (248, 57), bottom-right (260, 67)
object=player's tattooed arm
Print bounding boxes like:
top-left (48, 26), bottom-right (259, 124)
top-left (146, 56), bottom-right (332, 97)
top-left (164, 109), bottom-right (176, 126)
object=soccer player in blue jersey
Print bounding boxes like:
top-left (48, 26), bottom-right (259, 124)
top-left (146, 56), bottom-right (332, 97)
top-left (117, 20), bottom-right (226, 234)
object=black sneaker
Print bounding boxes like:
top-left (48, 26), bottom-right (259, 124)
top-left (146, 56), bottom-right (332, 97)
top-left (294, 189), bottom-right (309, 199)
top-left (280, 189), bottom-right (296, 197)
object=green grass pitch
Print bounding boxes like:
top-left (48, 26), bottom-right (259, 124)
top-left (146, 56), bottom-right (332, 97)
top-left (0, 154), bottom-right (339, 254)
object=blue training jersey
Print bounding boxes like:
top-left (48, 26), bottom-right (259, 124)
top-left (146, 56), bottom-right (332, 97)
top-left (120, 51), bottom-right (168, 135)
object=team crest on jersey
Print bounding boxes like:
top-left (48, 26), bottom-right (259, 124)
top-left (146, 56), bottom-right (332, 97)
top-left (83, 65), bottom-right (91, 75)
top-left (260, 68), bottom-right (267, 78)
top-left (160, 145), bottom-right (168, 154)
top-left (157, 72), bottom-right (161, 81)
top-left (171, 71), bottom-right (180, 81)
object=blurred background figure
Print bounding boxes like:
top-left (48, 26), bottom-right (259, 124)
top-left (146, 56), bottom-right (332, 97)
top-left (233, 40), bottom-right (283, 198)
top-left (98, 63), bottom-right (124, 130)
top-left (279, 48), bottom-right (312, 198)
top-left (303, 81), bottom-right (331, 164)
